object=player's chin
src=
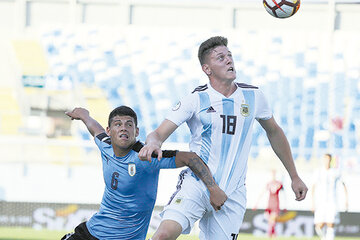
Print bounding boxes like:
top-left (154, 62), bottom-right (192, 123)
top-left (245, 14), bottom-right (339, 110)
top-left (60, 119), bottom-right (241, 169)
top-left (116, 139), bottom-right (135, 149)
top-left (226, 72), bottom-right (236, 80)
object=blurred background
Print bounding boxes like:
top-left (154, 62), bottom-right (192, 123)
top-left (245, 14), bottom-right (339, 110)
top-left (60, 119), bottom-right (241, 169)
top-left (0, 0), bottom-right (359, 238)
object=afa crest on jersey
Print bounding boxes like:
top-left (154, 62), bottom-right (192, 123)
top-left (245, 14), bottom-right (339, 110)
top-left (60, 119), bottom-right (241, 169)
top-left (241, 104), bottom-right (250, 117)
top-left (128, 163), bottom-right (136, 176)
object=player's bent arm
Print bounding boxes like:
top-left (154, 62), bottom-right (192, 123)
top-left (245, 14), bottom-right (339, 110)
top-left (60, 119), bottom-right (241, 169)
top-left (65, 107), bottom-right (105, 137)
top-left (259, 117), bottom-right (308, 201)
top-left (133, 143), bottom-right (228, 210)
top-left (139, 119), bottom-right (178, 161)
top-left (175, 152), bottom-right (216, 188)
top-left (175, 151), bottom-right (228, 210)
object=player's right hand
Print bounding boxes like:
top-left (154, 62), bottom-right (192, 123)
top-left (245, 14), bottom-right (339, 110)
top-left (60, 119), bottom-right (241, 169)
top-left (138, 143), bottom-right (162, 162)
top-left (208, 185), bottom-right (228, 212)
top-left (65, 107), bottom-right (89, 120)
top-left (291, 176), bottom-right (308, 201)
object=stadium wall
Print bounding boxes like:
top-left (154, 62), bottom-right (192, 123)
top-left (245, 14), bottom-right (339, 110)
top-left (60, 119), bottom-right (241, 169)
top-left (0, 201), bottom-right (359, 237)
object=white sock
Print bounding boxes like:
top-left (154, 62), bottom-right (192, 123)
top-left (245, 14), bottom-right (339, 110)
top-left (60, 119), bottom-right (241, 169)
top-left (326, 227), bottom-right (335, 240)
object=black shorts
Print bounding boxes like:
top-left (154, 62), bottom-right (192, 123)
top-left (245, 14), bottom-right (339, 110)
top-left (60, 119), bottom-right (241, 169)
top-left (61, 222), bottom-right (99, 240)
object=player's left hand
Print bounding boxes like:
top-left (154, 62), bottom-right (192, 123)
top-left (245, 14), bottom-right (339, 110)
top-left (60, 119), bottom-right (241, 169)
top-left (138, 143), bottom-right (162, 162)
top-left (291, 176), bottom-right (308, 201)
top-left (65, 107), bottom-right (89, 121)
top-left (208, 185), bottom-right (228, 211)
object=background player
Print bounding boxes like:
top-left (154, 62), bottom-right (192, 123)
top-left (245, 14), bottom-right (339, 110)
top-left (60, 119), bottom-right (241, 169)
top-left (139, 36), bottom-right (308, 240)
top-left (253, 169), bottom-right (284, 238)
top-left (312, 153), bottom-right (349, 240)
top-left (62, 106), bottom-right (226, 240)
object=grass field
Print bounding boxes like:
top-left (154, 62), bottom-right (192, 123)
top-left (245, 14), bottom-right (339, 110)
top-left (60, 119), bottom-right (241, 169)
top-left (0, 227), bottom-right (359, 240)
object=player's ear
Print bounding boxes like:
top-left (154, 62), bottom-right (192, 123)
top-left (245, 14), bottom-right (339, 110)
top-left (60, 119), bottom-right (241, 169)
top-left (202, 64), bottom-right (211, 76)
top-left (106, 126), bottom-right (111, 135)
top-left (135, 127), bottom-right (139, 137)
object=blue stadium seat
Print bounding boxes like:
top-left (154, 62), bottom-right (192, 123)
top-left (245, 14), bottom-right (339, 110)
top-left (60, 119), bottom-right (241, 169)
top-left (35, 27), bottom-right (360, 163)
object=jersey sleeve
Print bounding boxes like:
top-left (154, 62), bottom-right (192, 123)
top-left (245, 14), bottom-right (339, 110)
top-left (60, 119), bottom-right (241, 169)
top-left (166, 93), bottom-right (197, 126)
top-left (94, 132), bottom-right (111, 150)
top-left (132, 141), bottom-right (177, 169)
top-left (255, 89), bottom-right (273, 120)
top-left (150, 156), bottom-right (177, 169)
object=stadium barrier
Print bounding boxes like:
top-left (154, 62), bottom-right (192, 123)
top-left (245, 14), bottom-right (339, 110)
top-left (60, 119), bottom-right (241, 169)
top-left (0, 201), bottom-right (359, 237)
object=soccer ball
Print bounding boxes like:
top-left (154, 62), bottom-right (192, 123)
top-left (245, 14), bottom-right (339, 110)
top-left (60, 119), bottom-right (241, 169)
top-left (263, 0), bottom-right (301, 18)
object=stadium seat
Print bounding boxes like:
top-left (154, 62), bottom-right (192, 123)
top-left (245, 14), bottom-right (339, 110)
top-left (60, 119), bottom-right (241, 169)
top-left (30, 26), bottom-right (360, 162)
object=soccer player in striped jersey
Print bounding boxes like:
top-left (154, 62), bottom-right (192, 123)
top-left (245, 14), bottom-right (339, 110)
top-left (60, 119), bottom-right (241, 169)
top-left (139, 36), bottom-right (308, 240)
top-left (312, 153), bottom-right (348, 240)
top-left (61, 106), bottom-right (226, 240)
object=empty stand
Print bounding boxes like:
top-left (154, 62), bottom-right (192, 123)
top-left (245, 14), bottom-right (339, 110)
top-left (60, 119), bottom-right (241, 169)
top-left (34, 27), bottom-right (360, 163)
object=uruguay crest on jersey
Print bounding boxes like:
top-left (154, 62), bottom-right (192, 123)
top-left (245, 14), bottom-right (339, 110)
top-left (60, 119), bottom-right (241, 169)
top-left (128, 163), bottom-right (136, 176)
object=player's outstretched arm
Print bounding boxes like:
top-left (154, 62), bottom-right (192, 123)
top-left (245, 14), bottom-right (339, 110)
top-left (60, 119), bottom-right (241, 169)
top-left (175, 151), bottom-right (228, 211)
top-left (259, 117), bottom-right (308, 201)
top-left (138, 119), bottom-right (178, 162)
top-left (65, 107), bottom-right (105, 137)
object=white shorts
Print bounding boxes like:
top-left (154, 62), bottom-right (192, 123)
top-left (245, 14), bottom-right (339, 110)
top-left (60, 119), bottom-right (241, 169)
top-left (314, 203), bottom-right (339, 224)
top-left (161, 169), bottom-right (247, 240)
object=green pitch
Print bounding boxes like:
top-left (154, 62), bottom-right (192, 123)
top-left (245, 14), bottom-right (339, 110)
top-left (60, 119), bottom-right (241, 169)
top-left (0, 227), bottom-right (358, 240)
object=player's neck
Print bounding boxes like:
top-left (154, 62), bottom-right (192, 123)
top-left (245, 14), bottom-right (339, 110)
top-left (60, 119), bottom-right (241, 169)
top-left (209, 79), bottom-right (237, 98)
top-left (113, 145), bottom-right (132, 157)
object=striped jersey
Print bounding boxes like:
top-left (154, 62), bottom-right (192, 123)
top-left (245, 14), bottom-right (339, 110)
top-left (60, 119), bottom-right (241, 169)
top-left (167, 83), bottom-right (272, 195)
top-left (313, 168), bottom-right (343, 207)
top-left (86, 133), bottom-right (176, 240)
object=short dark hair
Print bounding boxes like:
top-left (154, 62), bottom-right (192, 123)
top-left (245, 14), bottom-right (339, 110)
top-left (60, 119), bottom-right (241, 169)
top-left (198, 36), bottom-right (228, 65)
top-left (108, 105), bottom-right (138, 127)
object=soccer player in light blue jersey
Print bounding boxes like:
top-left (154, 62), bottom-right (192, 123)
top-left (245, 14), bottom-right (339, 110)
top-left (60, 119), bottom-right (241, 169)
top-left (61, 106), bottom-right (226, 240)
top-left (139, 36), bottom-right (308, 240)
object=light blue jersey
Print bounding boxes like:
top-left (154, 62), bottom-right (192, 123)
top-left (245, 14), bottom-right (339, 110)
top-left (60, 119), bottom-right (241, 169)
top-left (86, 133), bottom-right (176, 240)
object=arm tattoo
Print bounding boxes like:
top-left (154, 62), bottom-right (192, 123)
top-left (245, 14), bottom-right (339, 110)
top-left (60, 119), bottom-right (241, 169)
top-left (188, 156), bottom-right (215, 188)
